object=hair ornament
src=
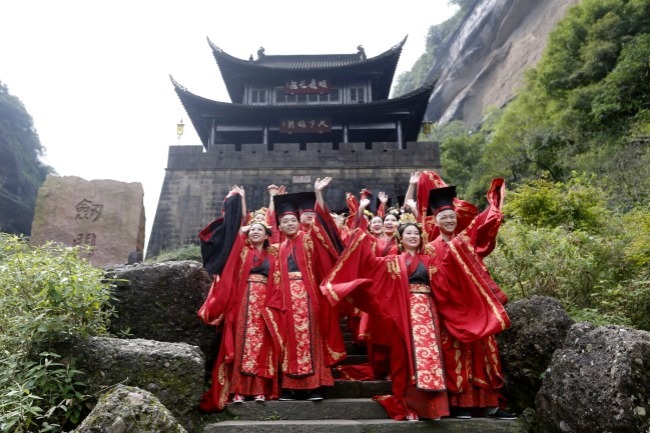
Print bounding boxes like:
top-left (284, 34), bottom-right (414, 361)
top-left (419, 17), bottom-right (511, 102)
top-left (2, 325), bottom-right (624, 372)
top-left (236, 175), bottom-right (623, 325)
top-left (398, 212), bottom-right (419, 227)
top-left (249, 220), bottom-right (273, 236)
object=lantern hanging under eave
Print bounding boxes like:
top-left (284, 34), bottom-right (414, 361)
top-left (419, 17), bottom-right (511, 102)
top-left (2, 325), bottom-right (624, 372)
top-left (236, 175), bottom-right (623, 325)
top-left (176, 119), bottom-right (185, 138)
top-left (422, 121), bottom-right (433, 136)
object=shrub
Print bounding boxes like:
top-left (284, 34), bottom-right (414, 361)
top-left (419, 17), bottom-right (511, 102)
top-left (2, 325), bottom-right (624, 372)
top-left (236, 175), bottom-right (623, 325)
top-left (488, 180), bottom-right (649, 329)
top-left (145, 244), bottom-right (201, 263)
top-left (487, 222), bottom-right (621, 306)
top-left (0, 234), bottom-right (115, 432)
top-left (503, 175), bottom-right (610, 233)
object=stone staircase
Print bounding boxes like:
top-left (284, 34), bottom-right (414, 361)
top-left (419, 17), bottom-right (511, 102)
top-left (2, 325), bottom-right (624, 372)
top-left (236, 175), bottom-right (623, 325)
top-left (201, 325), bottom-right (523, 433)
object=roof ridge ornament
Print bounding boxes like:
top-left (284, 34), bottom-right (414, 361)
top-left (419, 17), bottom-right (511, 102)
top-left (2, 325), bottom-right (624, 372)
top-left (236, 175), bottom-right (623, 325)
top-left (357, 45), bottom-right (366, 60)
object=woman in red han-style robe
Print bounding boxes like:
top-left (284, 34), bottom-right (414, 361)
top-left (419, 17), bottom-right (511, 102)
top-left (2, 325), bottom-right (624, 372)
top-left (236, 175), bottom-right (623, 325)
top-left (197, 187), bottom-right (282, 411)
top-left (418, 172), bottom-right (515, 419)
top-left (355, 197), bottom-right (399, 381)
top-left (271, 177), bottom-right (347, 401)
top-left (321, 218), bottom-right (449, 421)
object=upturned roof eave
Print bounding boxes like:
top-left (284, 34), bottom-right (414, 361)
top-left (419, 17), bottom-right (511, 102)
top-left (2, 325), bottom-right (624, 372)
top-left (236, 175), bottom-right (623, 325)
top-left (171, 74), bottom-right (435, 147)
top-left (173, 77), bottom-right (433, 115)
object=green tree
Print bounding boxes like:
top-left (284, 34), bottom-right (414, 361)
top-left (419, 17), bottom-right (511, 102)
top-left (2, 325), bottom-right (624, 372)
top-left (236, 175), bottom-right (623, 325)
top-left (503, 176), bottom-right (610, 233)
top-left (407, 0), bottom-right (650, 329)
top-left (0, 81), bottom-right (52, 236)
top-left (479, 0), bottom-right (650, 209)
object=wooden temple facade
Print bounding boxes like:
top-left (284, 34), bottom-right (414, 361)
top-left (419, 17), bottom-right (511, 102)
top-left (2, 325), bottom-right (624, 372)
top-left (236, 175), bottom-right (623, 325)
top-left (147, 38), bottom-right (441, 257)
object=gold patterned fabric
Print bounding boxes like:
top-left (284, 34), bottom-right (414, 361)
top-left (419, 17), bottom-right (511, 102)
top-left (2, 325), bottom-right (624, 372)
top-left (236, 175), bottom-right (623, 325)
top-left (227, 276), bottom-right (274, 397)
top-left (284, 276), bottom-right (314, 377)
top-left (237, 277), bottom-right (271, 376)
top-left (408, 288), bottom-right (445, 391)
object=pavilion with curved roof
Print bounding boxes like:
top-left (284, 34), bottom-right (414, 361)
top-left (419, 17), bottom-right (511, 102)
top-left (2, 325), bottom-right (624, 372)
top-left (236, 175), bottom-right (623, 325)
top-left (172, 37), bottom-right (436, 149)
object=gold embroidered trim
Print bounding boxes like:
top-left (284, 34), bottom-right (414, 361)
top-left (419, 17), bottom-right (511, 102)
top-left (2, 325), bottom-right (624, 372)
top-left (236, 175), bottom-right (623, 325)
top-left (409, 283), bottom-right (431, 294)
top-left (448, 240), bottom-right (507, 331)
top-left (247, 274), bottom-right (267, 283)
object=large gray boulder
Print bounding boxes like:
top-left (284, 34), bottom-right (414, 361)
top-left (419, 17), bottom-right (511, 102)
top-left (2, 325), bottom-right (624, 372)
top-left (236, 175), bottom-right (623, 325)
top-left (55, 335), bottom-right (204, 432)
top-left (535, 323), bottom-right (650, 433)
top-left (74, 384), bottom-right (186, 433)
top-left (104, 260), bottom-right (217, 366)
top-left (497, 296), bottom-right (574, 413)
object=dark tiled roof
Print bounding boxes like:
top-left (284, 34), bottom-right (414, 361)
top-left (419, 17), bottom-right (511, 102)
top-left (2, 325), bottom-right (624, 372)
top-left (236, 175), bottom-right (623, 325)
top-left (254, 54), bottom-right (363, 69)
top-left (209, 38), bottom-right (405, 71)
top-left (207, 37), bottom-right (406, 102)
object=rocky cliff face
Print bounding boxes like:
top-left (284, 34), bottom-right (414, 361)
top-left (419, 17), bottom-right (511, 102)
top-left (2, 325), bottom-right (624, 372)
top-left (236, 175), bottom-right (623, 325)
top-left (425, 0), bottom-right (580, 127)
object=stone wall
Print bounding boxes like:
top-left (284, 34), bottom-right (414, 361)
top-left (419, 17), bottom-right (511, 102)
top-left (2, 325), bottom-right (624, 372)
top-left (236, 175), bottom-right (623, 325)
top-left (147, 141), bottom-right (440, 258)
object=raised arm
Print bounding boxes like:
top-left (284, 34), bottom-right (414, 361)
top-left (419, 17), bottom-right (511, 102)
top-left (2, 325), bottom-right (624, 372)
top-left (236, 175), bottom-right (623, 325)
top-left (231, 185), bottom-right (247, 221)
top-left (403, 171), bottom-right (420, 207)
top-left (267, 184), bottom-right (286, 213)
top-left (404, 198), bottom-right (418, 219)
top-left (314, 177), bottom-right (332, 210)
top-left (377, 191), bottom-right (388, 218)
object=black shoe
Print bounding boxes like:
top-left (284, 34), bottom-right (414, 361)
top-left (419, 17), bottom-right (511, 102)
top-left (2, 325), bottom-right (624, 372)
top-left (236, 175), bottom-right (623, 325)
top-left (278, 391), bottom-right (296, 401)
top-left (487, 408), bottom-right (517, 420)
top-left (306, 392), bottom-right (323, 401)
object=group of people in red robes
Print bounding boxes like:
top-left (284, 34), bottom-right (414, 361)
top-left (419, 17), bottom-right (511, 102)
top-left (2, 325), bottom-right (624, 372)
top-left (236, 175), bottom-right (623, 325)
top-left (197, 171), bottom-right (516, 422)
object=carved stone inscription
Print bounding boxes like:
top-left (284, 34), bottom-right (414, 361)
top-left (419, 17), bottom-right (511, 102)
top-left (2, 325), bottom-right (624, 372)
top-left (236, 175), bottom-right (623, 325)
top-left (70, 199), bottom-right (104, 252)
top-left (75, 199), bottom-right (103, 222)
top-left (30, 176), bottom-right (145, 268)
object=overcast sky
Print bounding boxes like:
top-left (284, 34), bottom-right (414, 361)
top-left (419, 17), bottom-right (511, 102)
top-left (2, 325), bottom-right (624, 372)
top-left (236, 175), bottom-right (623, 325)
top-left (1, 1), bottom-right (457, 251)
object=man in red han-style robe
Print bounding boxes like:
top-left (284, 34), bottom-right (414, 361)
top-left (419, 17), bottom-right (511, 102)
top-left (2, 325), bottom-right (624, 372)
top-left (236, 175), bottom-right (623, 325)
top-left (419, 172), bottom-right (516, 420)
top-left (270, 177), bottom-right (346, 401)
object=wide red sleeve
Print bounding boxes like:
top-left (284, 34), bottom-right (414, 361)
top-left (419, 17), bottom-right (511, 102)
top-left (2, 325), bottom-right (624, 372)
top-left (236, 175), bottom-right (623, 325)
top-left (376, 202), bottom-right (386, 218)
top-left (464, 178), bottom-right (505, 258)
top-left (198, 193), bottom-right (244, 276)
top-left (321, 230), bottom-right (415, 380)
top-left (322, 232), bottom-right (411, 334)
top-left (313, 202), bottom-right (345, 259)
top-left (197, 233), bottom-right (248, 326)
top-left (265, 209), bottom-right (283, 244)
top-left (427, 238), bottom-right (510, 343)
top-left (345, 193), bottom-right (359, 229)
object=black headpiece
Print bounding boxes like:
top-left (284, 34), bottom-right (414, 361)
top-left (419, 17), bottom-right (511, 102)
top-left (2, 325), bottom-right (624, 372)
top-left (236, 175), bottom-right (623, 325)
top-left (427, 186), bottom-right (457, 216)
top-left (274, 192), bottom-right (316, 223)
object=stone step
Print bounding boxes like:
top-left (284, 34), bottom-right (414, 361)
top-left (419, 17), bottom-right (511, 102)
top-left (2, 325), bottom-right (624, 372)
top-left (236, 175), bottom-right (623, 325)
top-left (203, 418), bottom-right (524, 433)
top-left (325, 380), bottom-right (391, 399)
top-left (224, 398), bottom-right (387, 421)
top-left (334, 354), bottom-right (367, 365)
top-left (344, 341), bottom-right (368, 355)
